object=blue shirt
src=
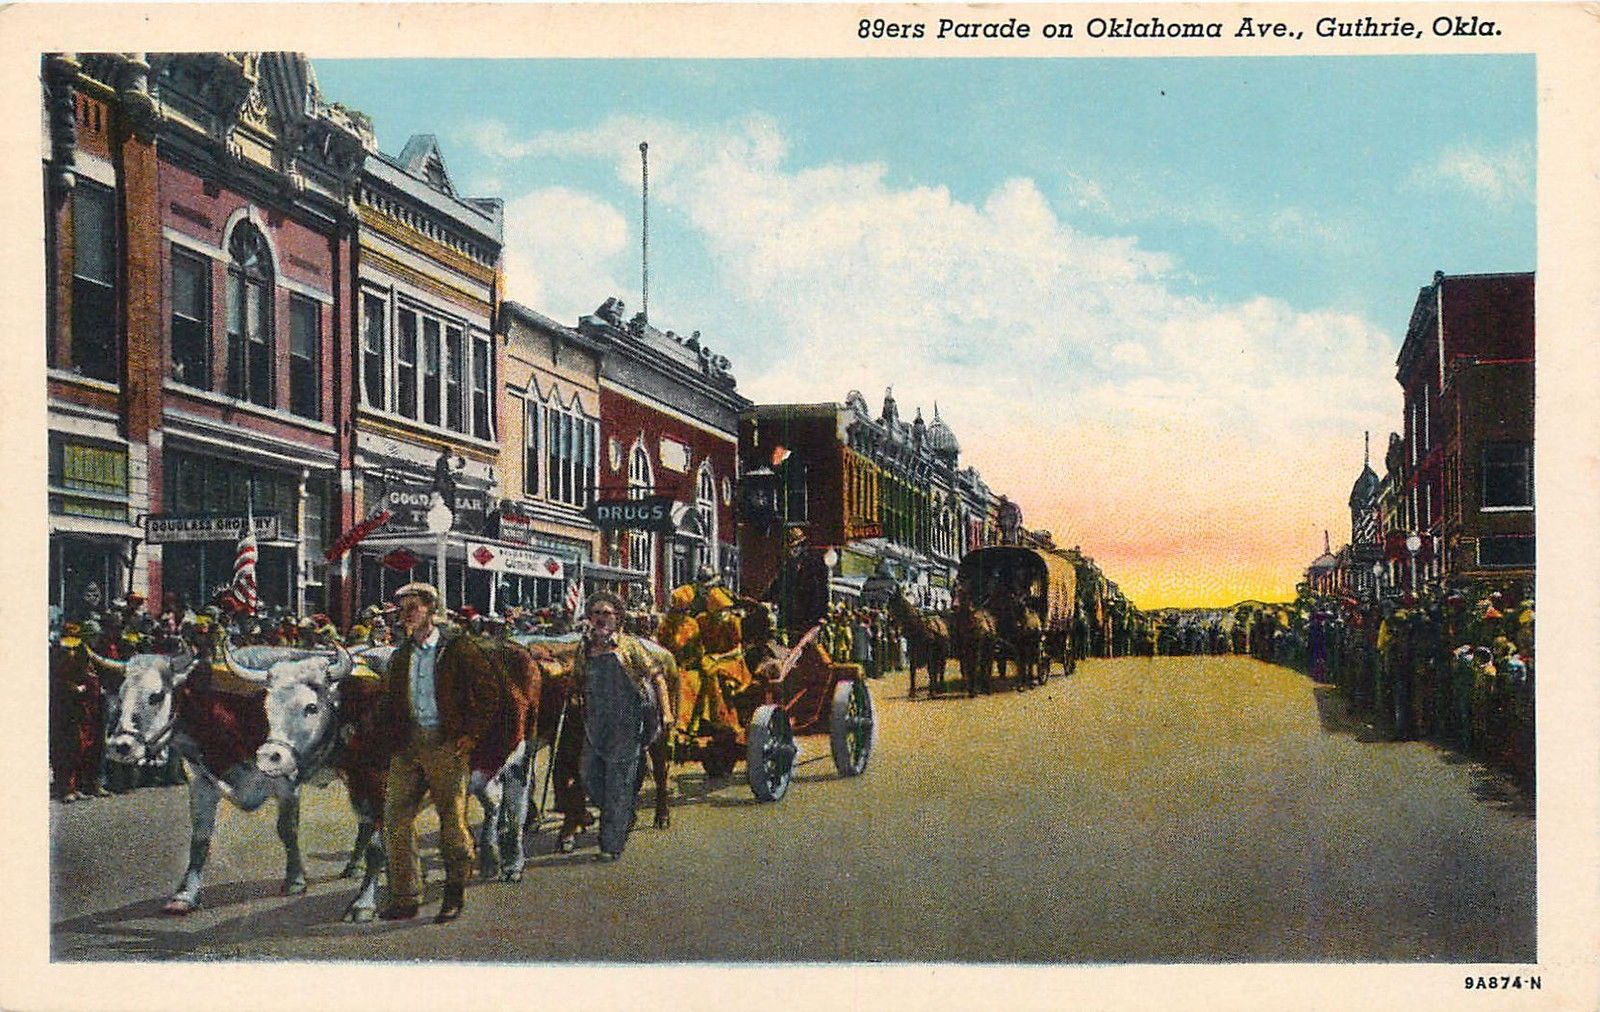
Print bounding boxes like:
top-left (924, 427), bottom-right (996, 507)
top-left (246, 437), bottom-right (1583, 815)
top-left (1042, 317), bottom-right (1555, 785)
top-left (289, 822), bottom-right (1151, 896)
top-left (408, 627), bottom-right (442, 729)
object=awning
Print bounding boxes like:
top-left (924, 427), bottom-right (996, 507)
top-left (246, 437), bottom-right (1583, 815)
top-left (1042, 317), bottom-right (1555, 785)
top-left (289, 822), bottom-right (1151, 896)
top-left (580, 562), bottom-right (650, 585)
top-left (830, 576), bottom-right (865, 599)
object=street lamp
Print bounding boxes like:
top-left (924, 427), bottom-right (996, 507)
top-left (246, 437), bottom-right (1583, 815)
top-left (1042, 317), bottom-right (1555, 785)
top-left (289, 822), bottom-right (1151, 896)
top-left (426, 491), bottom-right (453, 610)
top-left (1405, 533), bottom-right (1422, 597)
top-left (1371, 560), bottom-right (1384, 600)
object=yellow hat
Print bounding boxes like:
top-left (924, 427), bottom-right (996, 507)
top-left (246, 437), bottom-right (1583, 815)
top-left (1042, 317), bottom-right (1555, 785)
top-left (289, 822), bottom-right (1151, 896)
top-left (706, 587), bottom-right (734, 613)
top-left (670, 584), bottom-right (697, 610)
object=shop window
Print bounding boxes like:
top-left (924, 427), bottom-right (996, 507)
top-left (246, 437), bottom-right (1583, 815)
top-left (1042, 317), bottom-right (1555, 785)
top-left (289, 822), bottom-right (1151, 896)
top-left (446, 326), bottom-right (464, 431)
top-left (71, 182), bottom-right (118, 382)
top-left (540, 396), bottom-right (597, 508)
top-left (1481, 442), bottom-right (1533, 509)
top-left (472, 332), bottom-right (492, 439)
top-left (422, 317), bottom-right (441, 425)
top-left (523, 398), bottom-right (540, 497)
top-left (289, 295), bottom-right (321, 420)
top-left (49, 436), bottom-right (128, 520)
top-left (170, 248), bottom-right (211, 389)
top-left (697, 463), bottom-right (717, 569)
top-left (361, 292), bottom-right (386, 410)
top-left (670, 542), bottom-right (692, 590)
top-left (629, 442), bottom-right (654, 586)
top-left (1478, 535), bottom-right (1535, 568)
top-left (225, 223), bottom-right (274, 407)
top-left (302, 476), bottom-right (329, 565)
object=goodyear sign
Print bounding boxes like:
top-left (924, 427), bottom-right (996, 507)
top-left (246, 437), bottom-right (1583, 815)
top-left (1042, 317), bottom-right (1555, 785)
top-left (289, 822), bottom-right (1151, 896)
top-left (584, 495), bottom-right (675, 533)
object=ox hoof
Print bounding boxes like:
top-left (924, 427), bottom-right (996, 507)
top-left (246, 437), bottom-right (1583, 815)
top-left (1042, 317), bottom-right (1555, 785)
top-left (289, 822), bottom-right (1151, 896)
top-left (339, 863), bottom-right (362, 880)
top-left (162, 897), bottom-right (198, 916)
top-left (283, 880), bottom-right (308, 896)
top-left (501, 868), bottom-right (523, 883)
top-left (653, 812), bottom-right (671, 830)
top-left (344, 906), bottom-right (375, 924)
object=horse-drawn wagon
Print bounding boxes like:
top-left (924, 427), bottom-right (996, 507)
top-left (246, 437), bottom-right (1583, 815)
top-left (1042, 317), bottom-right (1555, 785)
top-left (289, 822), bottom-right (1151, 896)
top-left (956, 545), bottom-right (1079, 687)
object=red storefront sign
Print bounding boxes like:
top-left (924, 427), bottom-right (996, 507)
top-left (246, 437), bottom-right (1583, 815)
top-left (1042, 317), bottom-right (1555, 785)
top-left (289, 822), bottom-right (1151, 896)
top-left (325, 510), bottom-right (393, 562)
top-left (382, 548), bottom-right (422, 572)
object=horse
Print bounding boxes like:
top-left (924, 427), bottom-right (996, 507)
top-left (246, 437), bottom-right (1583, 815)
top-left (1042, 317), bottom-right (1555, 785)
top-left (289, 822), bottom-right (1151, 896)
top-left (950, 594), bottom-right (997, 696)
top-left (988, 588), bottom-right (1045, 690)
top-left (886, 592), bottom-right (951, 699)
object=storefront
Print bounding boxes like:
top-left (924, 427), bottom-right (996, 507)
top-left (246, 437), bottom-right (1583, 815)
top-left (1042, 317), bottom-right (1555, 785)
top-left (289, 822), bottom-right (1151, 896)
top-left (160, 445), bottom-right (332, 613)
top-left (48, 432), bottom-right (141, 619)
top-left (350, 459), bottom-right (497, 613)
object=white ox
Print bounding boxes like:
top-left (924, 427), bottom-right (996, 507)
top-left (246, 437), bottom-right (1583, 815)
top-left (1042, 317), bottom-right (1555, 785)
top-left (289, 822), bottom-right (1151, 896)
top-left (94, 642), bottom-right (355, 915)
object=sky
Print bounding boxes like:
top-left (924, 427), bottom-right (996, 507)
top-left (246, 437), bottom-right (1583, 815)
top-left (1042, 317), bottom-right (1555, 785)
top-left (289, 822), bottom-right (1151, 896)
top-left (315, 56), bottom-right (1535, 609)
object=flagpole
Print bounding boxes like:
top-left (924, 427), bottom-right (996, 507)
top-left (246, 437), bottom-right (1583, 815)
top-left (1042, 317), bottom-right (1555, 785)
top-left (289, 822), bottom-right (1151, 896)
top-left (245, 478), bottom-right (256, 617)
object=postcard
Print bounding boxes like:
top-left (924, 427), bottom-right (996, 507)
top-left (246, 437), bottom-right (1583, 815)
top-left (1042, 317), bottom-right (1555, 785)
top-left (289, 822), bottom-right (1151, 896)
top-left (3, 3), bottom-right (1598, 1010)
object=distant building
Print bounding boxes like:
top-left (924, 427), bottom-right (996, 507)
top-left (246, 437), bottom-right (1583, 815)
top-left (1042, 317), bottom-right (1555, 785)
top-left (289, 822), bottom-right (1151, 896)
top-left (738, 388), bottom-right (998, 610)
top-left (1341, 432), bottom-right (1383, 598)
top-left (1306, 531), bottom-right (1339, 596)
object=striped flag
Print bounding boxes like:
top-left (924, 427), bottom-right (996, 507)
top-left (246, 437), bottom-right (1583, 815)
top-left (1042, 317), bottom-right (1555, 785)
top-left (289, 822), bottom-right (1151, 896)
top-left (564, 579), bottom-right (583, 619)
top-left (230, 524), bottom-right (260, 614)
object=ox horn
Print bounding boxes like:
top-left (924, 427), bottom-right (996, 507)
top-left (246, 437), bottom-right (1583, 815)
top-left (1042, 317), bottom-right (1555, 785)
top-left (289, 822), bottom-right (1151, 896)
top-left (168, 642), bottom-right (198, 683)
top-left (325, 642), bottom-right (354, 682)
top-left (222, 639), bottom-right (271, 684)
top-left (85, 647), bottom-right (127, 674)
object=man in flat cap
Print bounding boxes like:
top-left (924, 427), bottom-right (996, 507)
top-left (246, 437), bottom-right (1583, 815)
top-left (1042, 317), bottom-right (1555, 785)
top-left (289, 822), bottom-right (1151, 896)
top-left (375, 582), bottom-right (497, 923)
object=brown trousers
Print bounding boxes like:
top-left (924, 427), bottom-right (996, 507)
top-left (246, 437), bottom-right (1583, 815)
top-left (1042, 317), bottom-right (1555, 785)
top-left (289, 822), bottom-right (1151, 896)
top-left (383, 726), bottom-right (475, 905)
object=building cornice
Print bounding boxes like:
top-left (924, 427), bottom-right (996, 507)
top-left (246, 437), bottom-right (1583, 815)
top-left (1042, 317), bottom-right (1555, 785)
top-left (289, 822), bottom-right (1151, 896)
top-left (357, 204), bottom-right (497, 285)
top-left (360, 244), bottom-right (493, 316)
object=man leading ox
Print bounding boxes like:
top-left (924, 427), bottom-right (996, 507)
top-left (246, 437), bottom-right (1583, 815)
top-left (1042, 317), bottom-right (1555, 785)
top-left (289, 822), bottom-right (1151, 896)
top-left (375, 582), bottom-right (498, 923)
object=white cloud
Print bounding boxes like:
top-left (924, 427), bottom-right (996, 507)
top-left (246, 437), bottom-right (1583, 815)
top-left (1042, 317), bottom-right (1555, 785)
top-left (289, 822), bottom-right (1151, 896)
top-left (500, 187), bottom-right (629, 324)
top-left (477, 114), bottom-right (1402, 604)
top-left (1412, 141), bottom-right (1533, 204)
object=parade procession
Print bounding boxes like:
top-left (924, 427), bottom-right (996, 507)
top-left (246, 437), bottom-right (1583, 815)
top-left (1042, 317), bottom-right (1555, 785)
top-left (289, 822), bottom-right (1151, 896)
top-left (35, 42), bottom-right (1549, 972)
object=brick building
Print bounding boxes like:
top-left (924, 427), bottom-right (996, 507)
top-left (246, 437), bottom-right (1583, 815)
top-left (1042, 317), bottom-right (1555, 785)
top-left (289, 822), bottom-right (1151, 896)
top-left (1396, 271), bottom-right (1534, 590)
top-left (44, 53), bottom-right (368, 619)
top-left (738, 388), bottom-right (1003, 610)
top-left (577, 299), bottom-right (749, 608)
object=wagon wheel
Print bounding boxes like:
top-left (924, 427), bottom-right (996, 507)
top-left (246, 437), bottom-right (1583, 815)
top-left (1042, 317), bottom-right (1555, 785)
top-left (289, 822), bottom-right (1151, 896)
top-left (746, 704), bottom-right (797, 802)
top-left (829, 678), bottom-right (876, 778)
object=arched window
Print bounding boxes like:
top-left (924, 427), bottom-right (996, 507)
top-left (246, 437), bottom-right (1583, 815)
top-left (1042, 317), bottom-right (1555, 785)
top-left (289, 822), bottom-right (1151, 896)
top-left (628, 441), bottom-right (654, 589)
top-left (225, 223), bottom-right (274, 407)
top-left (697, 462), bottom-right (718, 572)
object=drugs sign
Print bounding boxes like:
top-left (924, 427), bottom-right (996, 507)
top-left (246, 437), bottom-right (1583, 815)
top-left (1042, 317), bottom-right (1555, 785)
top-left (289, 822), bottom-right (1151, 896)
top-left (584, 495), bottom-right (675, 533)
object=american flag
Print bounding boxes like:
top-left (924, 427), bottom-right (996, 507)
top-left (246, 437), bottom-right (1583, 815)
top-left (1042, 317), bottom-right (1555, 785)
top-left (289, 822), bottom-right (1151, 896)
top-left (564, 579), bottom-right (583, 619)
top-left (229, 523), bottom-right (259, 614)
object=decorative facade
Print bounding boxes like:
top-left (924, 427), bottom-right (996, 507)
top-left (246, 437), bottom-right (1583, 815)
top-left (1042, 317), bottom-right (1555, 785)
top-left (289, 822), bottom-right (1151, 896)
top-left (578, 299), bottom-right (748, 608)
top-left (495, 301), bottom-right (605, 608)
top-left (344, 132), bottom-right (505, 616)
top-left (738, 387), bottom-right (1004, 609)
top-left (45, 52), bottom-right (369, 620)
